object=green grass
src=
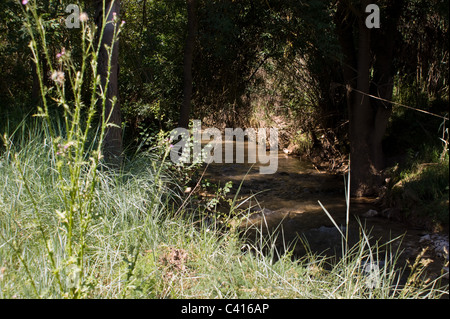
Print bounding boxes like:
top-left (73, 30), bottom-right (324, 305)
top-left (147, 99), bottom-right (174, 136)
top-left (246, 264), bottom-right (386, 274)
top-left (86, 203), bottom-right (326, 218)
top-left (383, 80), bottom-right (449, 228)
top-left (2, 0), bottom-right (446, 300)
top-left (386, 159), bottom-right (449, 227)
top-left (383, 134), bottom-right (449, 227)
top-left (0, 124), bottom-right (448, 299)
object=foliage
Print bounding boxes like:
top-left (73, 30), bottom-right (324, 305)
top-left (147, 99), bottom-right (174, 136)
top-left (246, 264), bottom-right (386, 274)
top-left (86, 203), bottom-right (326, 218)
top-left (120, 0), bottom-right (186, 133)
top-left (384, 154), bottom-right (449, 227)
top-left (1, 125), bottom-right (448, 298)
top-left (1, 0), bottom-right (130, 298)
top-left (0, 0), bottom-right (448, 300)
top-left (396, 0), bottom-right (449, 100)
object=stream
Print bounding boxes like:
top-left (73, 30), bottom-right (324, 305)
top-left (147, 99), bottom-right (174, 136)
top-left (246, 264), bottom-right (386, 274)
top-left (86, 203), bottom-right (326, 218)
top-left (201, 139), bottom-right (448, 282)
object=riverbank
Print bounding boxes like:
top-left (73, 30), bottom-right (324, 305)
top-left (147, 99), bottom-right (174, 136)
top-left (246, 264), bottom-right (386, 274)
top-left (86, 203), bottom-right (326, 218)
top-left (1, 130), bottom-right (447, 298)
top-left (200, 147), bottom-right (448, 287)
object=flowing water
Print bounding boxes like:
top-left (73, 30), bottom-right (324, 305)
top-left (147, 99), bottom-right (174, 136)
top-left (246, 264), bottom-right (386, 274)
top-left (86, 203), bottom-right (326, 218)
top-left (202, 139), bottom-right (447, 279)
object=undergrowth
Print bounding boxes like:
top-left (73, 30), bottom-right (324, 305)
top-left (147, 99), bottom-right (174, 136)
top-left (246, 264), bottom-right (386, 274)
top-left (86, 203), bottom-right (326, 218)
top-left (0, 0), bottom-right (447, 300)
top-left (0, 123), bottom-right (448, 299)
top-left (382, 80), bottom-right (449, 229)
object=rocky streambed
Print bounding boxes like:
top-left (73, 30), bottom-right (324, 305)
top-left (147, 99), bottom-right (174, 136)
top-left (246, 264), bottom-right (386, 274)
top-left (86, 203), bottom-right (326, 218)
top-left (201, 142), bottom-right (449, 284)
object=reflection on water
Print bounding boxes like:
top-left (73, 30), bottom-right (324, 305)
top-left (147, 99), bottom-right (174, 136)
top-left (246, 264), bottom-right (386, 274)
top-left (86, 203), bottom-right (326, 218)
top-left (204, 140), bottom-right (357, 218)
top-left (202, 140), bottom-right (431, 266)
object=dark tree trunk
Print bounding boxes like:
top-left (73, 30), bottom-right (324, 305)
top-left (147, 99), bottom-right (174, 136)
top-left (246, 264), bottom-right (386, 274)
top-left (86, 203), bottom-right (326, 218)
top-left (349, 0), bottom-right (374, 197)
top-left (335, 0), bottom-right (404, 196)
top-left (335, 0), bottom-right (357, 110)
top-left (369, 0), bottom-right (405, 172)
top-left (178, 0), bottom-right (198, 129)
top-left (95, 0), bottom-right (123, 167)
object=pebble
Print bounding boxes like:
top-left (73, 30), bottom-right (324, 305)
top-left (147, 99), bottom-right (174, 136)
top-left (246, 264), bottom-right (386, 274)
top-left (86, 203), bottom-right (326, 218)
top-left (419, 234), bottom-right (449, 260)
top-left (362, 209), bottom-right (378, 218)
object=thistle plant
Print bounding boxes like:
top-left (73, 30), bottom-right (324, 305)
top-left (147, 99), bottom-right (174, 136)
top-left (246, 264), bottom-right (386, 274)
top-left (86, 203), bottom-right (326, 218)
top-left (14, 0), bottom-right (124, 298)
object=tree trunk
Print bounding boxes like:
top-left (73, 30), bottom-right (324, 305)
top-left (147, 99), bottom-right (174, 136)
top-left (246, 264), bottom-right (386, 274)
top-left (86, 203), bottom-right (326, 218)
top-left (178, 0), bottom-right (198, 129)
top-left (335, 0), bottom-right (404, 197)
top-left (95, 0), bottom-right (123, 167)
top-left (349, 0), bottom-right (374, 197)
top-left (369, 0), bottom-right (405, 172)
top-left (335, 0), bottom-right (357, 111)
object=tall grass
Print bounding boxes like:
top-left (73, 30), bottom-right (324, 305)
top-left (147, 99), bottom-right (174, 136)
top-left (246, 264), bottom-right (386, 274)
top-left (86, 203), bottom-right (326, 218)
top-left (0, 0), bottom-right (447, 299)
top-left (2, 0), bottom-right (131, 298)
top-left (1, 121), bottom-right (449, 298)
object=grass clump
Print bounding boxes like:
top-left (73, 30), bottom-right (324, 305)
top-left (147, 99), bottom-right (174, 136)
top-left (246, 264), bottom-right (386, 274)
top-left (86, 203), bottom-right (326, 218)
top-left (382, 87), bottom-right (449, 229)
top-left (0, 0), bottom-right (447, 300)
top-left (1, 125), bottom-right (449, 299)
top-left (383, 147), bottom-right (449, 228)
